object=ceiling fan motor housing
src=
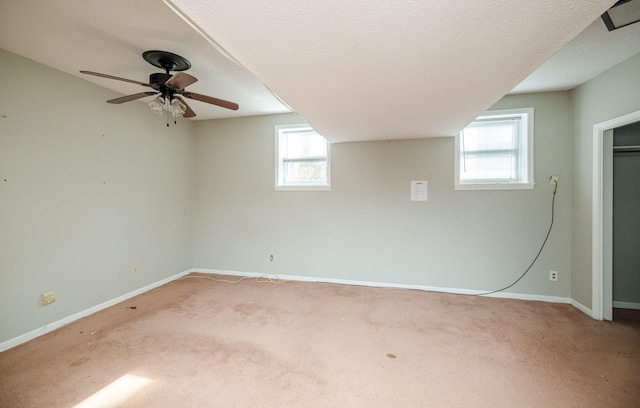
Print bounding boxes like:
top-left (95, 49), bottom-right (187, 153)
top-left (150, 73), bottom-right (172, 88)
top-left (149, 72), bottom-right (175, 99)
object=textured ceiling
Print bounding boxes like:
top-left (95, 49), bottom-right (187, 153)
top-left (1, 0), bottom-right (634, 143)
top-left (165, 0), bottom-right (616, 142)
top-left (513, 16), bottom-right (640, 94)
top-left (0, 0), bottom-right (290, 120)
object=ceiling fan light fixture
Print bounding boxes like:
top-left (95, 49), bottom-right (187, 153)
top-left (148, 96), bottom-right (165, 116)
top-left (170, 98), bottom-right (187, 117)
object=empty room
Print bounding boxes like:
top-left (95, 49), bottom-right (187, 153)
top-left (1, 0), bottom-right (640, 407)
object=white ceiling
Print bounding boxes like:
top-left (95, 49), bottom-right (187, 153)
top-left (1, 0), bottom-right (638, 143)
top-left (513, 16), bottom-right (640, 94)
top-left (0, 0), bottom-right (290, 120)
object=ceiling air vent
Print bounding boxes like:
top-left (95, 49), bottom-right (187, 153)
top-left (602, 0), bottom-right (640, 31)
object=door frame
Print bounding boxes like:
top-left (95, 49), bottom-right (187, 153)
top-left (592, 109), bottom-right (640, 320)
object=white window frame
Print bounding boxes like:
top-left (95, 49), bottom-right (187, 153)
top-left (455, 107), bottom-right (534, 190)
top-left (275, 124), bottom-right (331, 191)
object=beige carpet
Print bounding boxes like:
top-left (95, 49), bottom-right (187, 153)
top-left (1, 273), bottom-right (639, 407)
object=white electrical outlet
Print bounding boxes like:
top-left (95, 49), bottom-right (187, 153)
top-left (132, 265), bottom-right (139, 274)
top-left (549, 175), bottom-right (559, 185)
top-left (42, 291), bottom-right (56, 306)
top-left (550, 271), bottom-right (558, 281)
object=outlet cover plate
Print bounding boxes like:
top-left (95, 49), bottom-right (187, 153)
top-left (42, 291), bottom-right (56, 306)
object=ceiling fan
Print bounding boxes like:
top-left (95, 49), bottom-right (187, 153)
top-left (80, 50), bottom-right (239, 120)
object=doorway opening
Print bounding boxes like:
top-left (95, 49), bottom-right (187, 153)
top-left (592, 109), bottom-right (640, 321)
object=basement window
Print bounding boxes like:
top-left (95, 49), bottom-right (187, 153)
top-left (275, 124), bottom-right (331, 190)
top-left (455, 108), bottom-right (534, 190)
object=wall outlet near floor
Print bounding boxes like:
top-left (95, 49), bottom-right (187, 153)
top-left (132, 265), bottom-right (139, 274)
top-left (42, 291), bottom-right (56, 306)
top-left (549, 175), bottom-right (559, 185)
top-left (550, 271), bottom-right (558, 281)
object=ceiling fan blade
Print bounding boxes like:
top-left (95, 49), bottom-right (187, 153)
top-left (107, 92), bottom-right (158, 104)
top-left (182, 91), bottom-right (239, 111)
top-left (165, 72), bottom-right (198, 90)
top-left (175, 96), bottom-right (196, 118)
top-left (80, 70), bottom-right (152, 87)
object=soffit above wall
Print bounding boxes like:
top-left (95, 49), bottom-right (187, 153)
top-left (165, 0), bottom-right (615, 142)
top-left (2, 0), bottom-right (635, 143)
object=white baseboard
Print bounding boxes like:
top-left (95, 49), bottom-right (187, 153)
top-left (194, 268), bottom-right (572, 305)
top-left (2, 267), bottom-right (592, 352)
top-left (570, 298), bottom-right (594, 318)
top-left (613, 301), bottom-right (640, 310)
top-left (0, 269), bottom-right (194, 352)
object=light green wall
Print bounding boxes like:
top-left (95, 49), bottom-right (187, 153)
top-left (193, 91), bottom-right (573, 297)
top-left (4, 44), bottom-right (638, 345)
top-left (571, 52), bottom-right (640, 308)
top-left (0, 49), bottom-right (195, 343)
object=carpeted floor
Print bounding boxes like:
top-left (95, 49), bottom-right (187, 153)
top-left (1, 273), bottom-right (639, 407)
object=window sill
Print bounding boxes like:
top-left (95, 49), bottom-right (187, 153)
top-left (274, 185), bottom-right (331, 192)
top-left (455, 182), bottom-right (534, 191)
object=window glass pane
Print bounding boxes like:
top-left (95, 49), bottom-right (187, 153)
top-left (284, 161), bottom-right (327, 184)
top-left (461, 153), bottom-right (518, 181)
top-left (281, 131), bottom-right (327, 160)
top-left (276, 125), bottom-right (330, 188)
top-left (460, 118), bottom-right (519, 182)
top-left (455, 108), bottom-right (533, 189)
top-left (463, 119), bottom-right (518, 152)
